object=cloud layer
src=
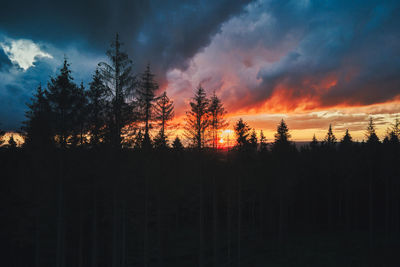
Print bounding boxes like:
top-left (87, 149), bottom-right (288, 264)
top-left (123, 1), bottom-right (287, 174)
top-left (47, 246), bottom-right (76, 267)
top-left (166, 0), bottom-right (400, 116)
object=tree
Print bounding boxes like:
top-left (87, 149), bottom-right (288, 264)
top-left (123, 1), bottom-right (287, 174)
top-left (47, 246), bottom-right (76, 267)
top-left (366, 118), bottom-right (379, 145)
top-left (172, 136), bottom-right (184, 151)
top-left (70, 82), bottom-right (88, 146)
top-left (0, 128), bottom-right (4, 146)
top-left (46, 58), bottom-right (79, 148)
top-left (273, 119), bottom-right (292, 151)
top-left (22, 85), bottom-right (53, 149)
top-left (323, 124), bottom-right (337, 148)
top-left (234, 118), bottom-right (251, 149)
top-left (87, 69), bottom-right (108, 147)
top-left (99, 33), bottom-right (136, 148)
top-left (208, 91), bottom-right (228, 149)
top-left (310, 134), bottom-right (319, 150)
top-left (153, 91), bottom-right (174, 149)
top-left (184, 85), bottom-right (210, 149)
top-left (340, 129), bottom-right (353, 146)
top-left (7, 135), bottom-right (17, 149)
top-left (259, 130), bottom-right (268, 152)
top-left (249, 129), bottom-right (258, 151)
top-left (137, 64), bottom-right (158, 148)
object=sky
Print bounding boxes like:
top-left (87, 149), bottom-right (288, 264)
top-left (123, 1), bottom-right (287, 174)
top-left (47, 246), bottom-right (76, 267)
top-left (1, 0), bottom-right (400, 141)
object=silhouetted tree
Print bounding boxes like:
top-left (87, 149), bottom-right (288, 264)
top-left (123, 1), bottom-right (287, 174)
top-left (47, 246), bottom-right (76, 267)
top-left (184, 85), bottom-right (210, 149)
top-left (249, 129), bottom-right (258, 151)
top-left (87, 69), bottom-right (108, 147)
top-left (234, 118), bottom-right (251, 149)
top-left (23, 85), bottom-right (53, 149)
top-left (153, 91), bottom-right (174, 149)
top-left (310, 134), bottom-right (319, 150)
top-left (208, 91), bottom-right (228, 149)
top-left (137, 64), bottom-right (158, 148)
top-left (272, 119), bottom-right (292, 152)
top-left (172, 136), bottom-right (183, 151)
top-left (7, 134), bottom-right (17, 149)
top-left (46, 58), bottom-right (79, 148)
top-left (323, 124), bottom-right (337, 149)
top-left (99, 33), bottom-right (136, 148)
top-left (366, 118), bottom-right (380, 145)
top-left (259, 130), bottom-right (268, 152)
top-left (339, 129), bottom-right (353, 149)
top-left (71, 82), bottom-right (88, 146)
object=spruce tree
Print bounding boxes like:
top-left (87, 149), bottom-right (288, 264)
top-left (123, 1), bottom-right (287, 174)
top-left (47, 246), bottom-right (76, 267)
top-left (71, 82), bottom-right (88, 146)
top-left (7, 134), bottom-right (17, 149)
top-left (154, 91), bottom-right (174, 149)
top-left (341, 129), bottom-right (352, 144)
top-left (23, 84), bottom-right (53, 149)
top-left (366, 118), bottom-right (379, 145)
top-left (234, 118), bottom-right (251, 149)
top-left (137, 64), bottom-right (158, 148)
top-left (273, 119), bottom-right (291, 147)
top-left (259, 130), bottom-right (268, 152)
top-left (99, 33), bottom-right (136, 148)
top-left (208, 91), bottom-right (228, 149)
top-left (172, 136), bottom-right (184, 151)
top-left (46, 58), bottom-right (79, 148)
top-left (323, 124), bottom-right (337, 148)
top-left (87, 69), bottom-right (108, 147)
top-left (310, 134), bottom-right (318, 149)
top-left (184, 85), bottom-right (210, 149)
top-left (249, 129), bottom-right (258, 151)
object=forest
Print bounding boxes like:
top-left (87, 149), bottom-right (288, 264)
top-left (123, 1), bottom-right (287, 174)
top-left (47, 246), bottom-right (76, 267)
top-left (1, 34), bottom-right (400, 266)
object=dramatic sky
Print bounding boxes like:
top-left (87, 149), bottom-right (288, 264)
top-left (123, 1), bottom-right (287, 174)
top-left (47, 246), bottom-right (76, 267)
top-left (1, 0), bottom-right (400, 141)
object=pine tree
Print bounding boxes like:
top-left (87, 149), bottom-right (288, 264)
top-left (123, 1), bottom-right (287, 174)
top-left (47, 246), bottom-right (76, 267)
top-left (366, 118), bottom-right (379, 145)
top-left (234, 118), bottom-right (251, 149)
top-left (208, 91), bottom-right (228, 149)
top-left (184, 85), bottom-right (210, 149)
top-left (71, 82), bottom-right (88, 146)
top-left (273, 119), bottom-right (292, 151)
top-left (323, 124), bottom-right (337, 148)
top-left (7, 134), bottom-right (17, 149)
top-left (259, 130), bottom-right (268, 152)
top-left (99, 33), bottom-right (136, 148)
top-left (341, 129), bottom-right (352, 144)
top-left (310, 134), bottom-right (318, 149)
top-left (22, 84), bottom-right (53, 149)
top-left (46, 58), bottom-right (79, 148)
top-left (172, 136), bottom-right (184, 151)
top-left (249, 129), bottom-right (258, 151)
top-left (137, 64), bottom-right (158, 148)
top-left (153, 91), bottom-right (174, 149)
top-left (87, 69), bottom-right (108, 147)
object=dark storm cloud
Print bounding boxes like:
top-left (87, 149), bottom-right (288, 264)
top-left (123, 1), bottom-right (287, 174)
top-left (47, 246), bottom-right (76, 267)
top-left (0, 0), bottom-right (251, 76)
top-left (254, 0), bottom-right (400, 109)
